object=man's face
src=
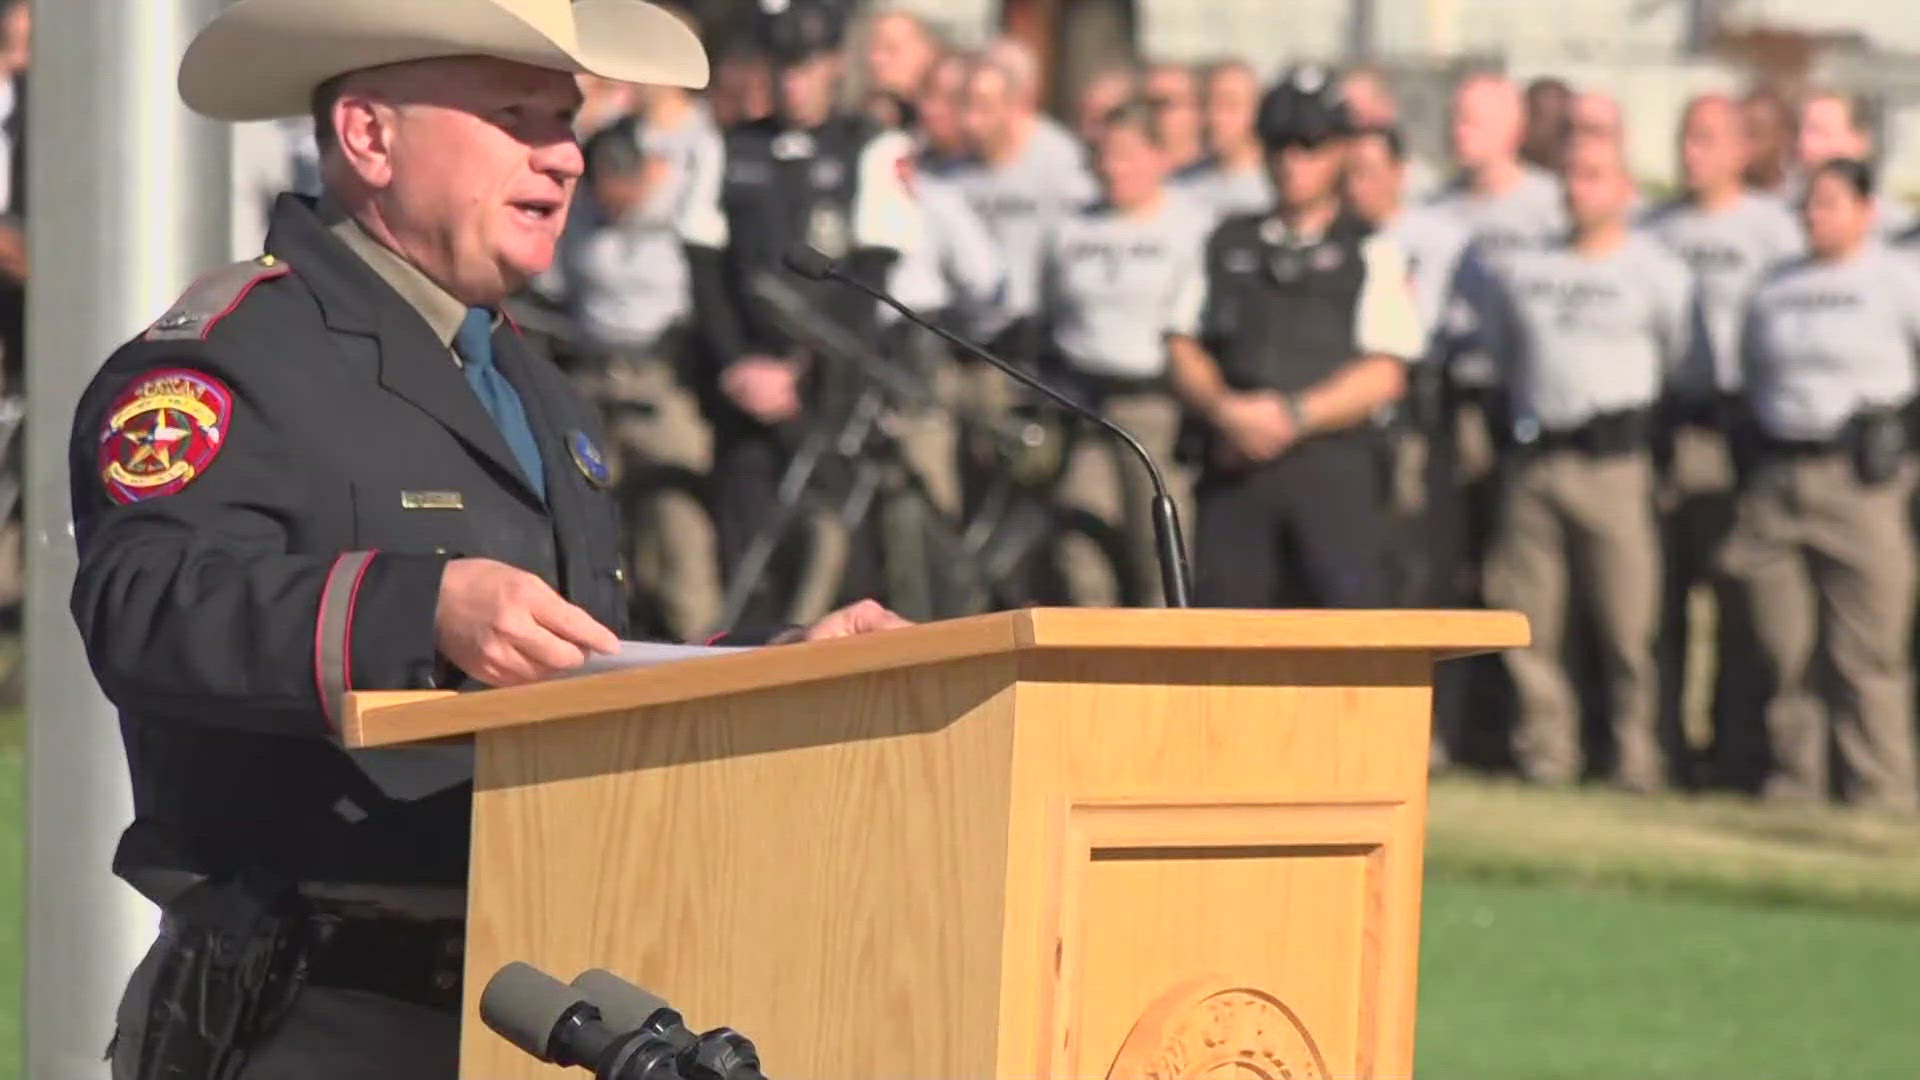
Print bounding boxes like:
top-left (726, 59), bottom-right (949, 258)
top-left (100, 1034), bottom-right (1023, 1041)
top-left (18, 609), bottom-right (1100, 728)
top-left (1343, 134), bottom-right (1402, 225)
top-left (360, 58), bottom-right (585, 304)
top-left (962, 65), bottom-right (1016, 157)
top-left (1803, 170), bottom-right (1871, 256)
top-left (917, 56), bottom-right (970, 159)
top-left (1741, 95), bottom-right (1790, 175)
top-left (1076, 70), bottom-right (1134, 145)
top-left (1146, 65), bottom-right (1201, 157)
top-left (1563, 139), bottom-right (1628, 231)
top-left (1680, 98), bottom-right (1744, 196)
top-left (1799, 96), bottom-right (1869, 169)
top-left (1572, 93), bottom-right (1623, 143)
top-left (1205, 67), bottom-right (1260, 157)
top-left (777, 52), bottom-right (841, 129)
top-left (1271, 138), bottom-right (1344, 209)
top-left (1096, 123), bottom-right (1168, 209)
top-left (866, 13), bottom-right (934, 99)
top-left (1453, 78), bottom-right (1521, 171)
top-left (0, 2), bottom-right (27, 74)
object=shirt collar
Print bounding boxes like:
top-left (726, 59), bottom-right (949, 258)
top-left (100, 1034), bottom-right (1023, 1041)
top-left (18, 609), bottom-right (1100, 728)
top-left (323, 201), bottom-right (473, 348)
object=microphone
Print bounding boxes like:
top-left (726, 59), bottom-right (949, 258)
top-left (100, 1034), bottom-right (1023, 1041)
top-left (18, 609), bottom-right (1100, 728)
top-left (480, 962), bottom-right (684, 1080)
top-left (571, 969), bottom-right (695, 1050)
top-left (573, 970), bottom-right (768, 1080)
top-left (782, 244), bottom-right (1194, 607)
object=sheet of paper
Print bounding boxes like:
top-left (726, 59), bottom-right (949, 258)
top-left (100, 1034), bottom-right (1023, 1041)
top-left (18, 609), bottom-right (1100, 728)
top-left (565, 640), bottom-right (753, 679)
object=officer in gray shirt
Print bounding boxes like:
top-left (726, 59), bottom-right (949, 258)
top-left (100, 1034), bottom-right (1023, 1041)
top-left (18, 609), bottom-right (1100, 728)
top-left (1171, 59), bottom-right (1275, 223)
top-left (1348, 126), bottom-right (1472, 349)
top-left (1345, 123), bottom-right (1474, 622)
top-left (1478, 136), bottom-right (1692, 792)
top-left (1040, 101), bottom-right (1210, 606)
top-left (1638, 93), bottom-right (1801, 789)
top-left (557, 98), bottom-right (728, 641)
top-left (1641, 99), bottom-right (1804, 402)
top-left (953, 52), bottom-right (1099, 334)
top-left (1724, 159), bottom-right (1920, 813)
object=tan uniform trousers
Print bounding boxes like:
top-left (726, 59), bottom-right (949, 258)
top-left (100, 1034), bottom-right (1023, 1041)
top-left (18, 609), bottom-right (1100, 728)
top-left (1484, 448), bottom-right (1664, 788)
top-left (579, 355), bottom-right (722, 641)
top-left (1718, 452), bottom-right (1920, 812)
top-left (1055, 389), bottom-right (1192, 608)
top-left (1658, 422), bottom-right (1760, 787)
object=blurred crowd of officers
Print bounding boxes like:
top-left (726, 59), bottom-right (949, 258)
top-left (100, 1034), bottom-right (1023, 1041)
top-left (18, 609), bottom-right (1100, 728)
top-left (401, 0), bottom-right (1920, 814)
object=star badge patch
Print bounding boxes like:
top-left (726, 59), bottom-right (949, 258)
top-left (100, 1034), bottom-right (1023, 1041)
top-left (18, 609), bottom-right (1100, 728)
top-left (97, 368), bottom-right (234, 504)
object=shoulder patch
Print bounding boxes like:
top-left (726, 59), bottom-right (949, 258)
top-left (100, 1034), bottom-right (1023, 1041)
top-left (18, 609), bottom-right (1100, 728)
top-left (144, 254), bottom-right (290, 341)
top-left (97, 368), bottom-right (234, 504)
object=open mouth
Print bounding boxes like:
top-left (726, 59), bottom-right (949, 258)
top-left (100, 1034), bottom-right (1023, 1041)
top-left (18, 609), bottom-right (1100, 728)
top-left (510, 199), bottom-right (562, 224)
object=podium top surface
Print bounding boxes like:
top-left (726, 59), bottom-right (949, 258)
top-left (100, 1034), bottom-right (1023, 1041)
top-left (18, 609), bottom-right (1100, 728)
top-left (342, 607), bottom-right (1527, 749)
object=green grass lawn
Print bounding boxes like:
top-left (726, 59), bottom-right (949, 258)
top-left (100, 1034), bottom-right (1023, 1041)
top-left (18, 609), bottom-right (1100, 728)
top-left (0, 742), bottom-right (1916, 1079)
top-left (1415, 879), bottom-right (1920, 1080)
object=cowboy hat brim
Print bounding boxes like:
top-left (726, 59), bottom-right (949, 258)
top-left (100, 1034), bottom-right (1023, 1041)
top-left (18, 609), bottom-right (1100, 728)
top-left (179, 0), bottom-right (710, 123)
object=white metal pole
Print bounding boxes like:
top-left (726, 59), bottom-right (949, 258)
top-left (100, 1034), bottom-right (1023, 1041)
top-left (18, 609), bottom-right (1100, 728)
top-left (25, 1), bottom-right (231, 1076)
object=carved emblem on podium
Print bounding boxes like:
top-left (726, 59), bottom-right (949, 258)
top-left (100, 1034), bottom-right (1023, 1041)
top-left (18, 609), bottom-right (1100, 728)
top-left (1105, 976), bottom-right (1329, 1080)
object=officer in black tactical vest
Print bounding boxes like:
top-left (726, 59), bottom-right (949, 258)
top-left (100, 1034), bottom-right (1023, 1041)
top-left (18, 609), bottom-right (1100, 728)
top-left (684, 0), bottom-right (921, 625)
top-left (71, 3), bottom-right (906, 1077)
top-left (1168, 67), bottom-right (1424, 607)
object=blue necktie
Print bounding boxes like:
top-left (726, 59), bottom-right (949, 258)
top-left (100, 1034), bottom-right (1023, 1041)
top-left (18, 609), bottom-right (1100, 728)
top-left (453, 308), bottom-right (546, 500)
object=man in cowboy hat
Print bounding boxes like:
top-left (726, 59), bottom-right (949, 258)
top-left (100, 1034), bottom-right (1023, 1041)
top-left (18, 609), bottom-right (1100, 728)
top-left (69, 2), bottom-right (907, 1076)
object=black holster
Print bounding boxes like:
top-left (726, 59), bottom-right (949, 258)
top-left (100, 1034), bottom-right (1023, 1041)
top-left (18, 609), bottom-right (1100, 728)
top-left (1851, 408), bottom-right (1908, 486)
top-left (124, 870), bottom-right (309, 1080)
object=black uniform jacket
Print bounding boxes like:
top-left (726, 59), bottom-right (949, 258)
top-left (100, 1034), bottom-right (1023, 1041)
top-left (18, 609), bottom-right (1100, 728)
top-left (68, 195), bottom-right (629, 889)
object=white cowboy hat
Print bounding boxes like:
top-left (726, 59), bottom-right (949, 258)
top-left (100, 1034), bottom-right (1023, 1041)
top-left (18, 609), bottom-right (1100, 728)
top-left (179, 0), bottom-right (710, 122)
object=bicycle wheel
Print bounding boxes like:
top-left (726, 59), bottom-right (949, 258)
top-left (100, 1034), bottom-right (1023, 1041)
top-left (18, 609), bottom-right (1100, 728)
top-left (984, 502), bottom-right (1142, 610)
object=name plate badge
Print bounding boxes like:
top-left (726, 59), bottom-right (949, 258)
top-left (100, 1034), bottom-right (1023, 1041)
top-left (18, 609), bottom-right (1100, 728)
top-left (401, 490), bottom-right (465, 511)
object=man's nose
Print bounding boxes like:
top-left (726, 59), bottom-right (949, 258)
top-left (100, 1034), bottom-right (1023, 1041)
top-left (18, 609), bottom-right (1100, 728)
top-left (533, 136), bottom-right (585, 184)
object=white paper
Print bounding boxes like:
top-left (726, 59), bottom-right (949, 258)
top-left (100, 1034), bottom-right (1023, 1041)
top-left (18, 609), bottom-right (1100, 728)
top-left (565, 640), bottom-right (752, 678)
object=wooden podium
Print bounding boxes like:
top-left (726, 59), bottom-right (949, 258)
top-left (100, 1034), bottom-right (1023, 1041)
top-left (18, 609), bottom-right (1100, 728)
top-left (343, 608), bottom-right (1525, 1080)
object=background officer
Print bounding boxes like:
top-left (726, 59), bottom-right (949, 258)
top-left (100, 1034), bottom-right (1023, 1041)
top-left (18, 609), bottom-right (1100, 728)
top-left (1476, 135), bottom-right (1692, 790)
top-left (1168, 67), bottom-right (1423, 608)
top-left (1039, 99), bottom-right (1208, 606)
top-left (1724, 158), bottom-right (1920, 812)
top-left (557, 50), bottom-right (728, 641)
top-left (73, 3), bottom-right (905, 1076)
top-left (1639, 93), bottom-right (1804, 788)
top-left (1343, 124), bottom-right (1472, 612)
top-left (684, 0), bottom-right (921, 625)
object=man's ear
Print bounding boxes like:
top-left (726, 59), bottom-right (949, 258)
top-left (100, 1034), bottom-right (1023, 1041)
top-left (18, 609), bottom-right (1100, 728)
top-left (334, 94), bottom-right (397, 190)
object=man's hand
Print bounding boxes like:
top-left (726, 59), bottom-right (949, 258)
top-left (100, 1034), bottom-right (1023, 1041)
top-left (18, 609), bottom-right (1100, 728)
top-left (797, 599), bottom-right (913, 642)
top-left (1210, 391), bottom-right (1296, 463)
top-left (435, 558), bottom-right (620, 687)
top-left (722, 355), bottom-right (802, 425)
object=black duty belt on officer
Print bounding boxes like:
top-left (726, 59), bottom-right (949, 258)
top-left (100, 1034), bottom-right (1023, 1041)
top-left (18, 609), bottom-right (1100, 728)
top-left (124, 867), bottom-right (468, 1054)
top-left (1741, 406), bottom-right (1911, 486)
top-left (1522, 408), bottom-right (1651, 457)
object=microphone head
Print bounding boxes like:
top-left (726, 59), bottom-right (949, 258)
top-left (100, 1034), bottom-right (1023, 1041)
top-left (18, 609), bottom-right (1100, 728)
top-left (480, 961), bottom-right (588, 1064)
top-left (782, 244), bottom-right (838, 281)
top-left (571, 968), bottom-right (678, 1036)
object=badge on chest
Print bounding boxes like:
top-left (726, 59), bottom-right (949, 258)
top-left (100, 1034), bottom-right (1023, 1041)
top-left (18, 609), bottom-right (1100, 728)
top-left (569, 430), bottom-right (613, 489)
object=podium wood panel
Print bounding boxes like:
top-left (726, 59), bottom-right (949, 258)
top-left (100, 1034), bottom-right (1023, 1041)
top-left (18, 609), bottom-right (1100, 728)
top-left (462, 654), bottom-right (1024, 1078)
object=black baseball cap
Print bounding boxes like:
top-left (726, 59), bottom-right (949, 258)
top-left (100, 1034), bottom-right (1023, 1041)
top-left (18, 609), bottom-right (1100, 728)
top-left (753, 0), bottom-right (851, 65)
